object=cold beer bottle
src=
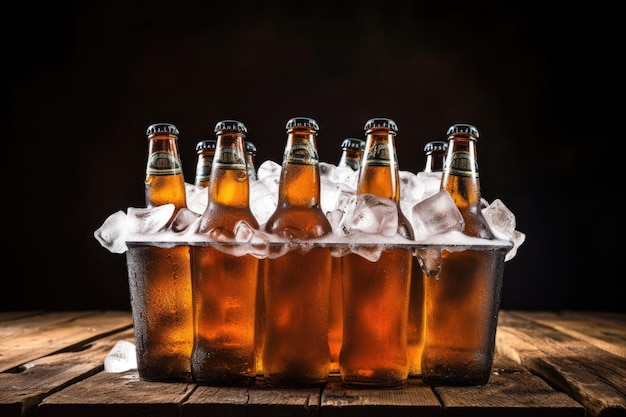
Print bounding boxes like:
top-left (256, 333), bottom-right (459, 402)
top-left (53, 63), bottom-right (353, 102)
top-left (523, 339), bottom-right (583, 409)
top-left (192, 139), bottom-right (216, 211)
top-left (338, 137), bottom-right (365, 171)
top-left (421, 123), bottom-right (505, 386)
top-left (407, 140), bottom-right (448, 378)
top-left (145, 123), bottom-right (188, 217)
top-left (263, 117), bottom-right (333, 387)
top-left (194, 139), bottom-right (217, 187)
top-left (244, 140), bottom-right (267, 376)
top-left (127, 122), bottom-right (193, 381)
top-left (340, 118), bottom-right (414, 388)
top-left (245, 141), bottom-right (258, 181)
top-left (329, 138), bottom-right (365, 374)
top-left (191, 120), bottom-right (260, 386)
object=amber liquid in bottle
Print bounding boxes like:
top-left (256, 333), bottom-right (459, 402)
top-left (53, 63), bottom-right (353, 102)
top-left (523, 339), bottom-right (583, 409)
top-left (194, 139), bottom-right (216, 188)
top-left (421, 124), bottom-right (505, 386)
top-left (263, 117), bottom-right (333, 387)
top-left (129, 122), bottom-right (193, 381)
top-left (408, 140), bottom-right (447, 378)
top-left (145, 124), bottom-right (187, 215)
top-left (329, 138), bottom-right (364, 374)
top-left (191, 120), bottom-right (260, 386)
top-left (340, 118), bottom-right (414, 388)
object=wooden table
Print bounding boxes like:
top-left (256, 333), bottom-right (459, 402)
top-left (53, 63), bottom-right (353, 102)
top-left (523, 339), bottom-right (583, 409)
top-left (1, 310), bottom-right (624, 417)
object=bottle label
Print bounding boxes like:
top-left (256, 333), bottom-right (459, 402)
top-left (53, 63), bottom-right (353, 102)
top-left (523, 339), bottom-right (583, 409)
top-left (213, 147), bottom-right (246, 170)
top-left (447, 151), bottom-right (478, 177)
top-left (196, 174), bottom-right (210, 183)
top-left (146, 151), bottom-right (182, 175)
top-left (364, 143), bottom-right (392, 167)
top-left (285, 141), bottom-right (319, 165)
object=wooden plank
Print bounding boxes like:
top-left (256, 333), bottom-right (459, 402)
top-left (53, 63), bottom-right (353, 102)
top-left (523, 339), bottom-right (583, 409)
top-left (0, 311), bottom-right (45, 322)
top-left (37, 370), bottom-right (195, 417)
top-left (0, 310), bottom-right (133, 372)
top-left (496, 311), bottom-right (626, 417)
top-left (434, 353), bottom-right (585, 417)
top-left (320, 375), bottom-right (440, 417)
top-left (509, 310), bottom-right (626, 358)
top-left (0, 311), bottom-right (95, 338)
top-left (0, 327), bottom-right (135, 417)
top-left (247, 378), bottom-right (321, 417)
top-left (182, 384), bottom-right (249, 417)
top-left (184, 377), bottom-right (324, 417)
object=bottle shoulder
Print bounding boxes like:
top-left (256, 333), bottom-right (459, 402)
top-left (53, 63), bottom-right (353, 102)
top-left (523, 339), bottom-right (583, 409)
top-left (264, 206), bottom-right (332, 240)
top-left (200, 204), bottom-right (259, 235)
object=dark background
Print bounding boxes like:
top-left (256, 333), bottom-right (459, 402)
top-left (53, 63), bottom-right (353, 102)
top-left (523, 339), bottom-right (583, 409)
top-left (4, 1), bottom-right (621, 312)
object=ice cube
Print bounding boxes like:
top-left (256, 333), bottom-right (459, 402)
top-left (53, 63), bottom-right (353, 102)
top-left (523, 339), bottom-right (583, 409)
top-left (103, 340), bottom-right (137, 373)
top-left (411, 190), bottom-right (465, 240)
top-left (349, 194), bottom-right (398, 237)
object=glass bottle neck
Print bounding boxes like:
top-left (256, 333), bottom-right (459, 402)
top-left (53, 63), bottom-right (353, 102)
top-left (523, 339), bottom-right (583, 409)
top-left (208, 133), bottom-right (250, 207)
top-left (358, 132), bottom-right (400, 202)
top-left (146, 135), bottom-right (183, 176)
top-left (338, 149), bottom-right (362, 171)
top-left (441, 137), bottom-right (481, 202)
top-left (277, 130), bottom-right (322, 207)
top-left (424, 151), bottom-right (446, 173)
top-left (195, 151), bottom-right (215, 187)
top-left (441, 136), bottom-right (494, 239)
top-left (245, 153), bottom-right (257, 181)
top-left (144, 134), bottom-right (186, 212)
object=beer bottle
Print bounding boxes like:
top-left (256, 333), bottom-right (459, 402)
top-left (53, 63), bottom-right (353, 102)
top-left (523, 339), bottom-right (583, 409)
top-left (191, 120), bottom-right (260, 386)
top-left (423, 140), bottom-right (447, 173)
top-left (417, 140), bottom-right (448, 199)
top-left (407, 140), bottom-right (448, 378)
top-left (338, 137), bottom-right (365, 171)
top-left (245, 139), bottom-right (266, 376)
top-left (191, 139), bottom-right (216, 213)
top-left (144, 122), bottom-right (187, 218)
top-left (194, 139), bottom-right (217, 187)
top-left (262, 117), bottom-right (333, 387)
top-left (245, 141), bottom-right (258, 181)
top-left (329, 137), bottom-right (365, 374)
top-left (340, 118), bottom-right (414, 388)
top-left (421, 123), bottom-right (504, 386)
top-left (127, 122), bottom-right (193, 381)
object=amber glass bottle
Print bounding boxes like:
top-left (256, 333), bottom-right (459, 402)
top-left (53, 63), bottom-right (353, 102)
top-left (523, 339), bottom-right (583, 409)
top-left (262, 117), bottom-right (333, 387)
top-left (245, 141), bottom-right (258, 181)
top-left (338, 137), bottom-right (365, 171)
top-left (244, 140), bottom-right (266, 376)
top-left (340, 118), bottom-right (414, 388)
top-left (144, 123), bottom-right (187, 216)
top-left (423, 140), bottom-right (447, 173)
top-left (191, 120), bottom-right (260, 386)
top-left (328, 137), bottom-right (365, 374)
top-left (194, 139), bottom-right (217, 187)
top-left (127, 122), bottom-right (193, 381)
top-left (421, 123), bottom-right (505, 386)
top-left (407, 140), bottom-right (448, 378)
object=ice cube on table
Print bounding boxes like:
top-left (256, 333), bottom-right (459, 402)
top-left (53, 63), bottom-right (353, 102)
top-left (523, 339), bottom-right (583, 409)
top-left (104, 340), bottom-right (137, 373)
